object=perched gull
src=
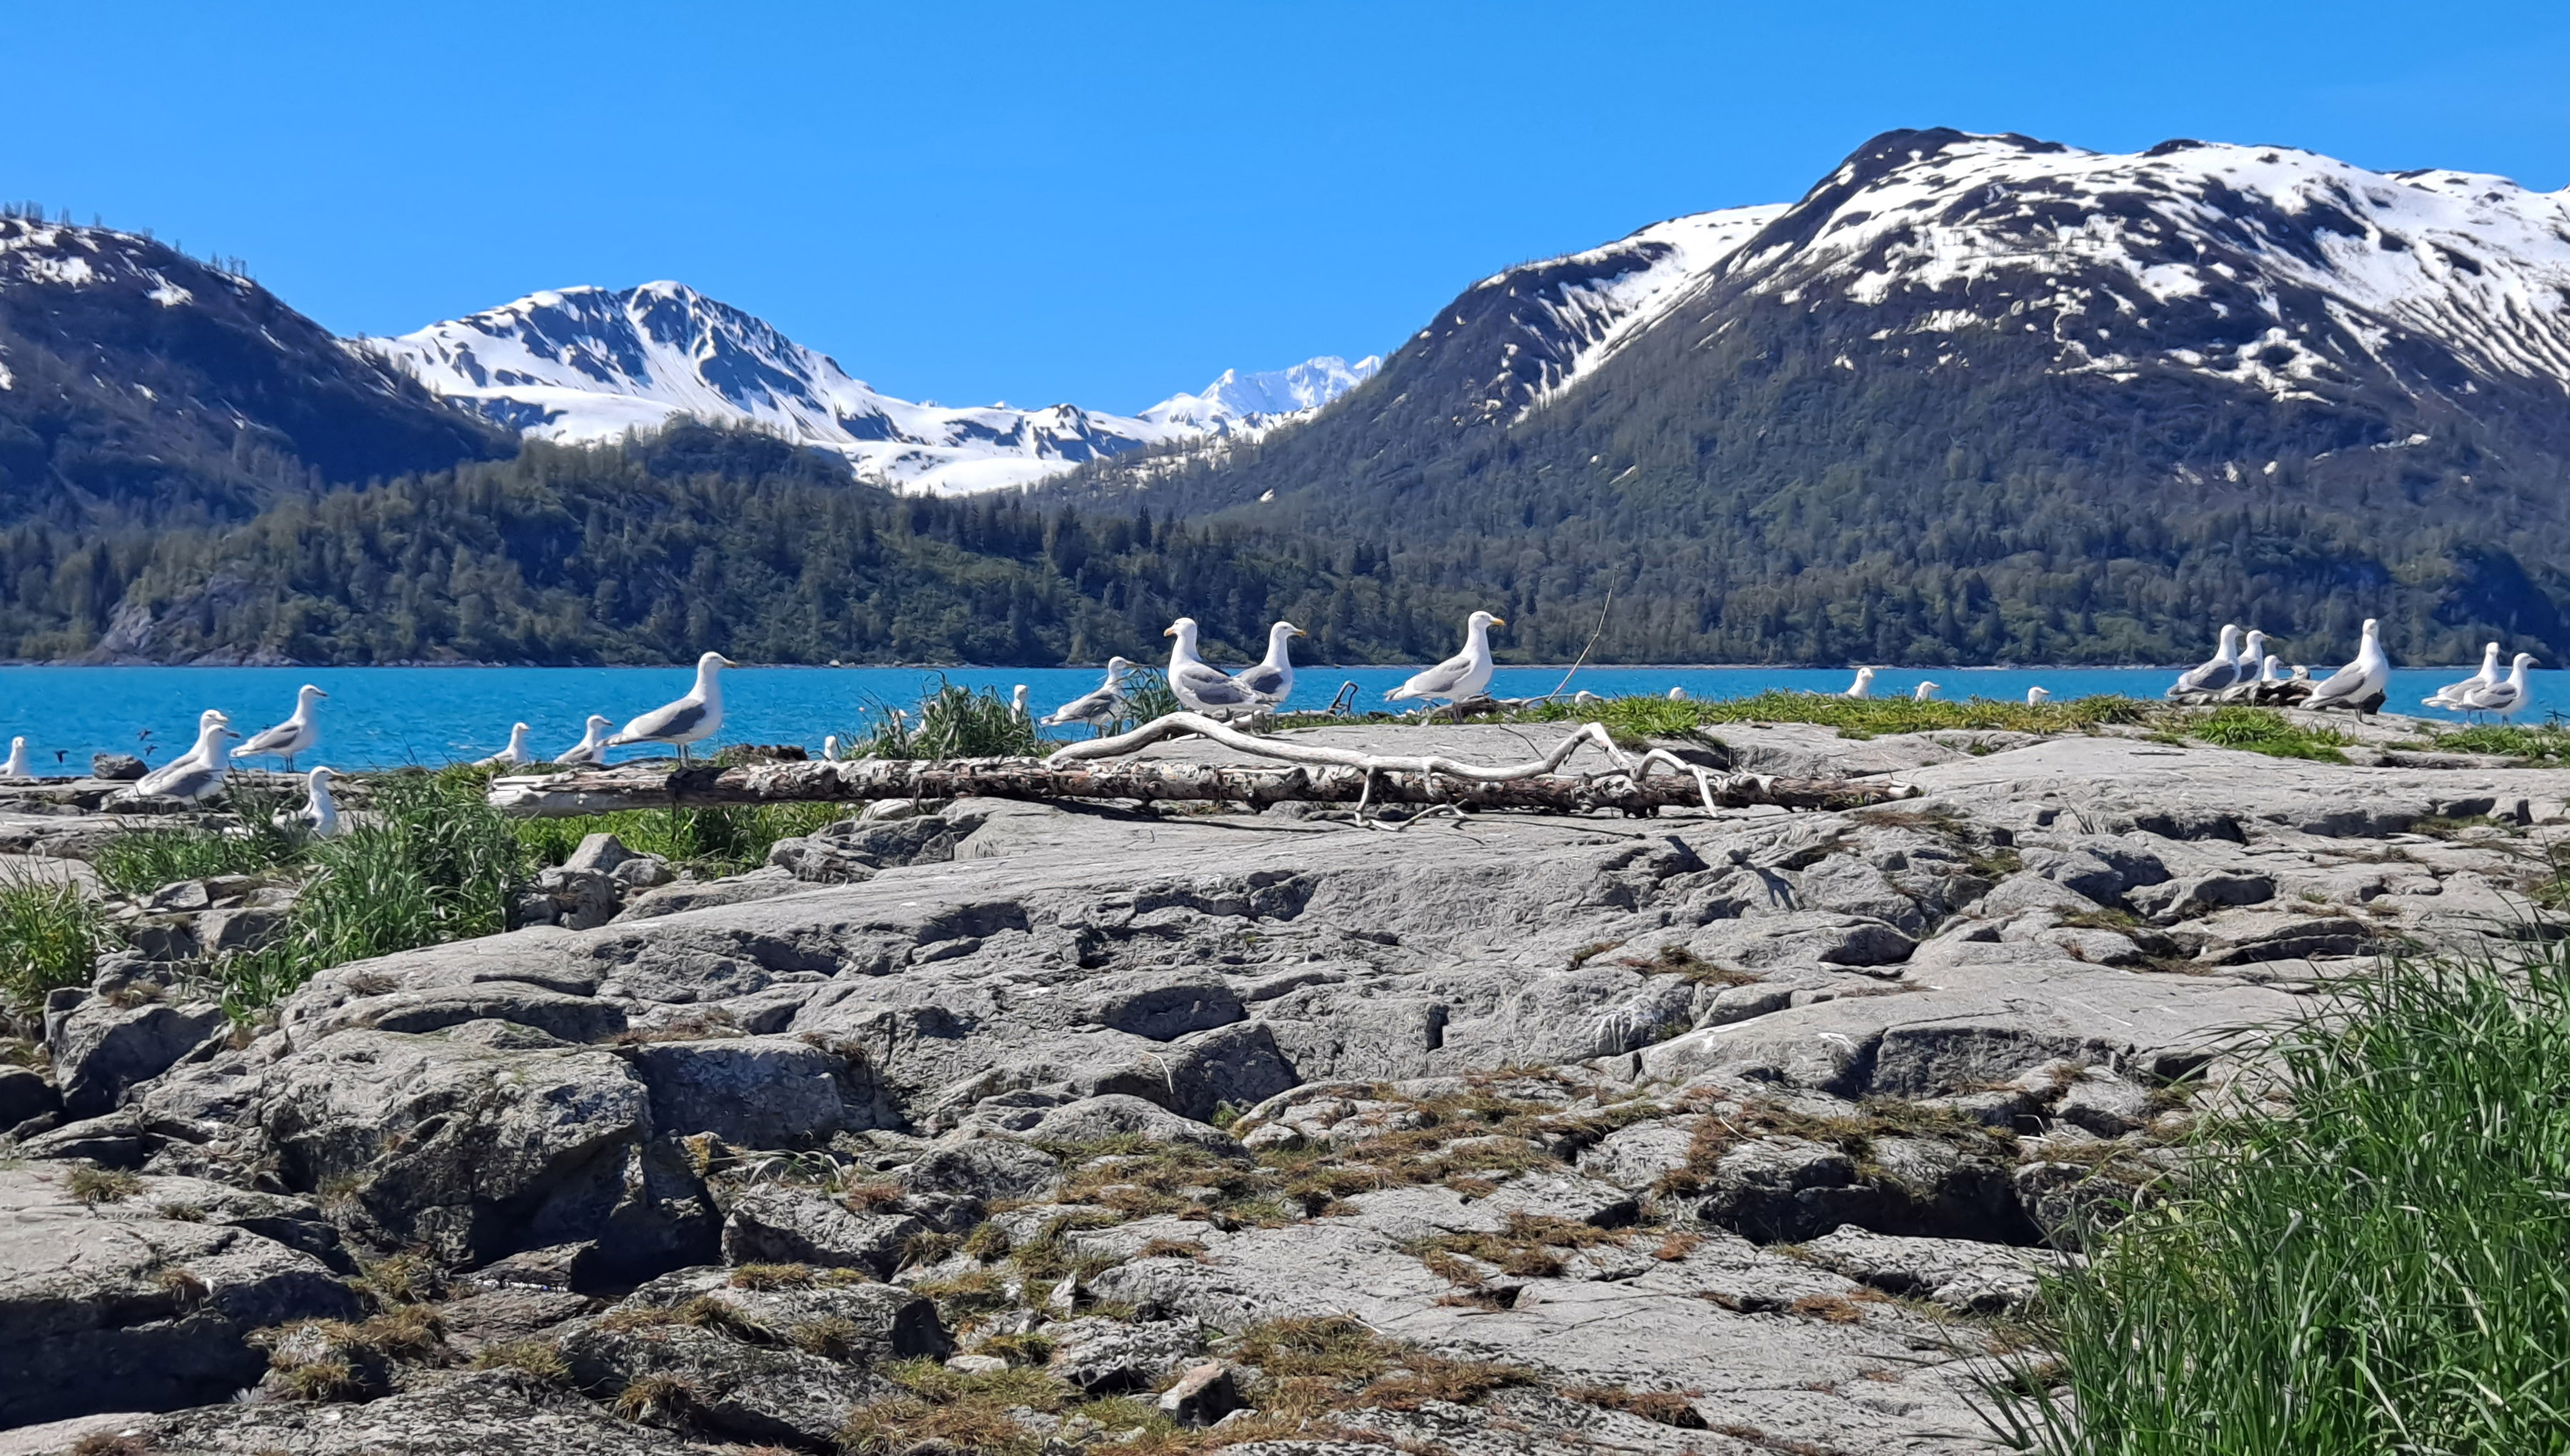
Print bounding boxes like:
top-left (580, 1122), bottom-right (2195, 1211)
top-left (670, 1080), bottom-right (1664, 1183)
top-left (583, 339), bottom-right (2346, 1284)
top-left (1842, 667), bottom-right (1876, 699)
top-left (2424, 643), bottom-right (2502, 711)
top-left (2461, 653), bottom-right (2537, 721)
top-left (2303, 619), bottom-right (2391, 713)
top-left (2213, 631), bottom-right (2269, 701)
top-left (1384, 611), bottom-right (1506, 713)
top-left (558, 715), bottom-right (614, 767)
top-left (1041, 657), bottom-right (1135, 731)
top-left (1, 737), bottom-right (28, 778)
top-left (1913, 681), bottom-right (1941, 701)
top-left (1667, 686), bottom-right (1688, 701)
top-left (136, 718), bottom-right (239, 801)
top-left (2168, 624), bottom-right (2244, 698)
top-left (231, 683), bottom-right (327, 772)
top-left (1011, 685), bottom-right (1030, 722)
top-left (2026, 686), bottom-right (2052, 705)
top-left (1234, 622), bottom-right (1306, 709)
top-left (274, 766), bottom-right (346, 838)
top-left (607, 651), bottom-right (736, 761)
top-left (476, 723), bottom-right (533, 769)
top-left (821, 735), bottom-right (842, 763)
top-left (1164, 618), bottom-right (1261, 718)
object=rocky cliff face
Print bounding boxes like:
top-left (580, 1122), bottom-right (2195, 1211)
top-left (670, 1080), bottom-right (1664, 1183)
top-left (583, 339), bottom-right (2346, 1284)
top-left (2, 718), bottom-right (2559, 1451)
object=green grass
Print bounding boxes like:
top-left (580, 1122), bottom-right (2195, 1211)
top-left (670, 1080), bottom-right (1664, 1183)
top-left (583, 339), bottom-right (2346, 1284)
top-left (509, 801), bottom-right (846, 875)
top-left (2176, 706), bottom-right (2352, 763)
top-left (2431, 722), bottom-right (2570, 764)
top-left (1501, 688), bottom-right (2145, 739)
top-left (854, 676), bottom-right (1044, 758)
top-left (91, 783), bottom-right (305, 897)
top-left (0, 869), bottom-right (106, 1021)
top-left (1985, 943), bottom-right (2570, 1453)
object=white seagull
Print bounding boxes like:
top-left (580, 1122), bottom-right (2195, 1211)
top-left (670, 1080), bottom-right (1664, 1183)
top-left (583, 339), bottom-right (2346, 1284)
top-left (821, 735), bottom-right (842, 762)
top-left (558, 714), bottom-right (615, 766)
top-left (1041, 657), bottom-right (1135, 730)
top-left (607, 652), bottom-right (736, 761)
top-left (1384, 611), bottom-right (1506, 712)
top-left (1914, 681), bottom-right (1941, 701)
top-left (2424, 643), bottom-right (2502, 711)
top-left (1667, 686), bottom-right (1689, 701)
top-left (2169, 624), bottom-right (2244, 698)
top-left (1011, 685), bottom-right (1031, 722)
top-left (2303, 619), bottom-right (2391, 713)
top-left (135, 716), bottom-right (239, 801)
top-left (274, 766), bottom-right (346, 838)
top-left (1842, 667), bottom-right (1876, 699)
top-left (476, 723), bottom-right (533, 768)
top-left (1164, 618), bottom-right (1261, 718)
top-left (2460, 653), bottom-right (2537, 721)
top-left (1234, 622), bottom-right (1306, 709)
top-left (2026, 686), bottom-right (2053, 705)
top-left (1, 737), bottom-right (29, 777)
top-left (231, 683), bottom-right (327, 772)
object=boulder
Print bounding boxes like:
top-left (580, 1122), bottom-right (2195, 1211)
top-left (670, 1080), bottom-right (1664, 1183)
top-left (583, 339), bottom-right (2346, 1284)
top-left (1021, 1094), bottom-right (1249, 1159)
top-left (48, 996), bottom-right (229, 1119)
top-left (0, 1166), bottom-right (359, 1427)
top-left (1799, 1225), bottom-right (2056, 1314)
top-left (897, 1138), bottom-right (1064, 1203)
top-left (1158, 1360), bottom-right (1244, 1426)
top-left (721, 1186), bottom-right (924, 1277)
top-left (0, 1063), bottom-right (59, 1130)
top-left (561, 833), bottom-right (637, 876)
top-left (622, 1036), bottom-right (854, 1148)
top-left (91, 752), bottom-right (146, 780)
top-left (1045, 1314), bottom-right (1206, 1392)
top-left (59, 1369), bottom-right (706, 1455)
top-left (299, 982), bottom-right (627, 1043)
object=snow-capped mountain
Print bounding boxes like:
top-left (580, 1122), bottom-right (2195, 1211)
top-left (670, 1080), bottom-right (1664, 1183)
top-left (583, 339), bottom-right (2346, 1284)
top-left (365, 283), bottom-right (1373, 496)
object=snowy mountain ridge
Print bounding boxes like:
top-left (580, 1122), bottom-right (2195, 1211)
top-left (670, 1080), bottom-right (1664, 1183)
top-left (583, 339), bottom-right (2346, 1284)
top-left (364, 283), bottom-right (1375, 496)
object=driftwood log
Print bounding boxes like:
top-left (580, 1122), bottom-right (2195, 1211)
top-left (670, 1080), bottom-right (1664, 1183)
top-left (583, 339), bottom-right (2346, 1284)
top-left (486, 715), bottom-right (1921, 820)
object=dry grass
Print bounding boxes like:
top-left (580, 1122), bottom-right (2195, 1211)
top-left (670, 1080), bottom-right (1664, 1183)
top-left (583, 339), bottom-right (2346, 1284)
top-left (351, 1252), bottom-right (442, 1307)
top-left (1653, 1092), bottom-right (2016, 1196)
top-left (1566, 1383), bottom-right (1710, 1429)
top-left (597, 1294), bottom-right (774, 1343)
top-left (835, 1358), bottom-right (1079, 1455)
top-left (613, 1372), bottom-right (696, 1425)
top-left (726, 1262), bottom-right (815, 1290)
top-left (1411, 1213), bottom-right (1627, 1281)
top-left (67, 1166), bottom-right (144, 1205)
top-left (68, 1436), bottom-right (151, 1456)
top-left (470, 1338), bottom-right (569, 1382)
top-left (1617, 943), bottom-right (1757, 988)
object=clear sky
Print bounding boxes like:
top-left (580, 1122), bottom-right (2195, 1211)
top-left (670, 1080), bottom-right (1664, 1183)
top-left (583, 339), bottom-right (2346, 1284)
top-left (12, 1), bottom-right (2566, 413)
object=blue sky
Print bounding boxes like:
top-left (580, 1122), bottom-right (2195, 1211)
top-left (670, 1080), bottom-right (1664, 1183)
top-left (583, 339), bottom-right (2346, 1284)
top-left (13, 1), bottom-right (2566, 413)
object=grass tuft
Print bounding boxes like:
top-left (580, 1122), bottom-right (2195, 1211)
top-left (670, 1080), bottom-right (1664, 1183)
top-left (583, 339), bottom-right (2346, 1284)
top-left (0, 869), bottom-right (105, 1021)
top-left (2179, 706), bottom-right (2351, 762)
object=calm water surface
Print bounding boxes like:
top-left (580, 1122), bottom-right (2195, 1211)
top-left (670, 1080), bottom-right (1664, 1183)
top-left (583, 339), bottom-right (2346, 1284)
top-left (0, 663), bottom-right (2554, 773)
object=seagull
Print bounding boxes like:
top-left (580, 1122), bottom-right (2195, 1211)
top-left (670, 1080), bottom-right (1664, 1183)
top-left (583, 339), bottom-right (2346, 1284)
top-left (2026, 686), bottom-right (2053, 705)
top-left (557, 714), bottom-right (615, 766)
top-left (1042, 657), bottom-right (1135, 731)
top-left (821, 735), bottom-right (842, 762)
top-left (1667, 686), bottom-right (1689, 701)
top-left (2460, 653), bottom-right (2537, 721)
top-left (2303, 619), bottom-right (2391, 713)
top-left (231, 683), bottom-right (328, 772)
top-left (1384, 611), bottom-right (1506, 713)
top-left (274, 766), bottom-right (346, 838)
top-left (1, 737), bottom-right (28, 777)
top-left (1164, 618), bottom-right (1261, 719)
top-left (2424, 643), bottom-right (2502, 712)
top-left (1842, 667), bottom-right (1876, 699)
top-left (1011, 684), bottom-right (1031, 722)
top-left (476, 723), bottom-right (533, 768)
top-left (2169, 624), bottom-right (2244, 698)
top-left (134, 718), bottom-right (239, 801)
top-left (1234, 622), bottom-right (1306, 709)
top-left (607, 651), bottom-right (736, 761)
top-left (1914, 681), bottom-right (1941, 701)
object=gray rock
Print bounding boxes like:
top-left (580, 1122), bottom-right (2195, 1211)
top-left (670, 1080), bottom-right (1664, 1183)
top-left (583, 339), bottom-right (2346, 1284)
top-left (91, 752), bottom-right (146, 780)
top-left (897, 1138), bottom-right (1064, 1203)
top-left (0, 1063), bottom-right (59, 1130)
top-left (721, 1186), bottom-right (924, 1277)
top-left (194, 905), bottom-right (287, 954)
top-left (1799, 1225), bottom-right (2056, 1314)
top-left (2056, 1071), bottom-right (2154, 1136)
top-left (48, 997), bottom-right (228, 1119)
top-left (2134, 870), bottom-right (2276, 920)
top-left (299, 981), bottom-right (627, 1043)
top-left (1045, 1314), bottom-right (1205, 1392)
top-left (614, 866), bottom-right (802, 921)
top-left (1689, 1136), bottom-right (1888, 1243)
top-left (623, 1036), bottom-right (854, 1148)
top-left (561, 832), bottom-right (636, 876)
top-left (617, 1265), bottom-right (951, 1367)
top-left (556, 1317), bottom-right (881, 1448)
top-left (1574, 1115), bottom-right (1697, 1193)
top-left (1022, 1094), bottom-right (1249, 1159)
top-left (1159, 1360), bottom-right (1243, 1426)
top-left (72, 1369), bottom-right (705, 1455)
top-left (534, 866), bottom-right (620, 931)
top-left (1689, 911), bottom-right (1915, 970)
top-left (0, 1165), bottom-right (360, 1427)
top-left (612, 855), bottom-right (674, 891)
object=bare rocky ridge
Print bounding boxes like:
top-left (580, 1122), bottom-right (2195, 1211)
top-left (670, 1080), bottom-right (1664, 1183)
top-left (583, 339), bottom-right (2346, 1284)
top-left (3, 716), bottom-right (2563, 1452)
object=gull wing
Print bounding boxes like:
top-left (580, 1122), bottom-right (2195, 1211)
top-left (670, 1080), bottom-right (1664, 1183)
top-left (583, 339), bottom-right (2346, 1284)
top-left (1232, 664), bottom-right (1289, 699)
top-left (614, 697), bottom-right (710, 744)
top-left (1175, 662), bottom-right (1257, 708)
top-left (1042, 686), bottom-right (1121, 725)
top-left (234, 719), bottom-right (300, 755)
top-left (1390, 650), bottom-right (1475, 701)
top-left (2301, 660), bottom-right (2369, 708)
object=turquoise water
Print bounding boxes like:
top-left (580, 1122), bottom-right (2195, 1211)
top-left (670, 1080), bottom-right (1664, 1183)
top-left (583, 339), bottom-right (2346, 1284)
top-left (0, 663), bottom-right (2552, 773)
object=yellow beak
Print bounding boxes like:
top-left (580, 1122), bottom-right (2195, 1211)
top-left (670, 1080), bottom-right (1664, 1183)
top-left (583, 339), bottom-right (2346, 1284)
top-left (1490, 617), bottom-right (1507, 627)
top-left (1163, 626), bottom-right (1177, 638)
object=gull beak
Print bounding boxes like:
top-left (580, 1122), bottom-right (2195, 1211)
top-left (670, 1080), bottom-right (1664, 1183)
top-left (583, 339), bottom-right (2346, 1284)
top-left (1490, 617), bottom-right (1507, 627)
top-left (719, 657), bottom-right (739, 668)
top-left (1292, 628), bottom-right (1307, 638)
top-left (1163, 626), bottom-right (1177, 638)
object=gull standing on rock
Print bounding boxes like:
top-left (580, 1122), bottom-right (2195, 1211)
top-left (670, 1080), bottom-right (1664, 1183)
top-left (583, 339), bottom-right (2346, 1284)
top-left (821, 735), bottom-right (842, 762)
top-left (1384, 611), bottom-right (1506, 714)
top-left (1234, 622), bottom-right (1306, 710)
top-left (2303, 619), bottom-right (2391, 713)
top-left (2169, 625), bottom-right (2244, 698)
top-left (135, 716), bottom-right (239, 800)
top-left (1842, 667), bottom-right (1876, 699)
top-left (558, 715), bottom-right (615, 766)
top-left (231, 683), bottom-right (327, 772)
top-left (2461, 653), bottom-right (2537, 721)
top-left (274, 766), bottom-right (346, 838)
top-left (608, 652), bottom-right (736, 762)
top-left (1, 737), bottom-right (28, 777)
top-left (1042, 658), bottom-right (1135, 732)
top-left (1164, 618), bottom-right (1261, 719)
top-left (1914, 681), bottom-right (1940, 701)
top-left (2425, 643), bottom-right (2502, 712)
top-left (476, 723), bottom-right (533, 768)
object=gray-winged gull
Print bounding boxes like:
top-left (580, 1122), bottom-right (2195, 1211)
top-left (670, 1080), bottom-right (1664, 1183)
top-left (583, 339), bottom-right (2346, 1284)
top-left (1164, 618), bottom-right (1260, 718)
top-left (558, 715), bottom-right (614, 766)
top-left (607, 651), bottom-right (736, 761)
top-left (1041, 657), bottom-right (1134, 730)
top-left (2168, 624), bottom-right (2244, 698)
top-left (274, 766), bottom-right (346, 838)
top-left (2461, 652), bottom-right (2536, 721)
top-left (1234, 621), bottom-right (1305, 708)
top-left (1384, 610), bottom-right (1504, 711)
top-left (231, 683), bottom-right (327, 771)
top-left (136, 716), bottom-right (239, 800)
top-left (2425, 643), bottom-right (2501, 711)
top-left (476, 723), bottom-right (533, 768)
top-left (2303, 619), bottom-right (2390, 713)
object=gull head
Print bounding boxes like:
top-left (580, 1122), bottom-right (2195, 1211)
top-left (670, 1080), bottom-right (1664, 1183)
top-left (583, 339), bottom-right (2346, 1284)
top-left (2027, 686), bottom-right (2052, 704)
top-left (2361, 618), bottom-right (2380, 636)
top-left (1915, 681), bottom-right (1941, 700)
top-left (1164, 616), bottom-right (1199, 642)
top-left (299, 683), bottom-right (329, 702)
top-left (2514, 653), bottom-right (2539, 670)
top-left (698, 652), bottom-right (736, 673)
top-left (2241, 630), bottom-right (2266, 658)
top-left (308, 766), bottom-right (337, 784)
top-left (1272, 621), bottom-right (1306, 641)
top-left (1469, 611), bottom-right (1506, 631)
top-left (2218, 623), bottom-right (2241, 652)
top-left (587, 713), bottom-right (612, 730)
top-left (1105, 656), bottom-right (1134, 675)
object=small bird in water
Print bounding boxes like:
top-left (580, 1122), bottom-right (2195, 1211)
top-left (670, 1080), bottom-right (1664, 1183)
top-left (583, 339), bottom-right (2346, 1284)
top-left (1042, 658), bottom-right (1136, 733)
top-left (274, 766), bottom-right (346, 838)
top-left (1914, 681), bottom-right (1941, 701)
top-left (232, 683), bottom-right (328, 772)
top-left (2026, 686), bottom-right (2052, 705)
top-left (557, 714), bottom-right (615, 766)
top-left (476, 723), bottom-right (533, 769)
top-left (608, 652), bottom-right (736, 762)
top-left (1842, 667), bottom-right (1876, 699)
